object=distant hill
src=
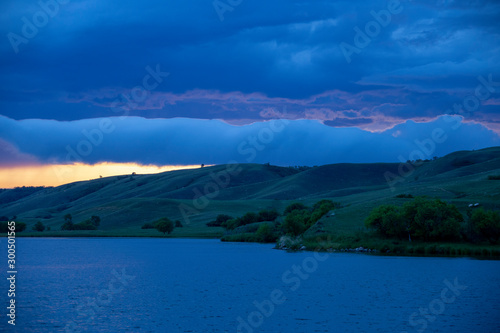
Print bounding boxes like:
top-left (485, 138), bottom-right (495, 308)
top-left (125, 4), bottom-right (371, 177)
top-left (2, 147), bottom-right (500, 236)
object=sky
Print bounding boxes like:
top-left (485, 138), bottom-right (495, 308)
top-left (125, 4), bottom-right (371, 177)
top-left (1, 0), bottom-right (499, 187)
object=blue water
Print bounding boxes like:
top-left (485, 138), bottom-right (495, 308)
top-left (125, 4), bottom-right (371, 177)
top-left (1, 238), bottom-right (499, 332)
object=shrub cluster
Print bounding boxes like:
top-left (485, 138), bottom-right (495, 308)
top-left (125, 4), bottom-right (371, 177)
top-left (395, 194), bottom-right (414, 199)
top-left (0, 221), bottom-right (27, 232)
top-left (467, 208), bottom-right (500, 244)
top-left (282, 200), bottom-right (340, 236)
top-left (206, 214), bottom-right (233, 227)
top-left (221, 209), bottom-right (279, 230)
top-left (61, 214), bottom-right (100, 231)
top-left (365, 197), bottom-right (464, 242)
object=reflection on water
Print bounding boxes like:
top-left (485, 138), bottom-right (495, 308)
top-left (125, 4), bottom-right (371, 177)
top-left (1, 238), bottom-right (499, 332)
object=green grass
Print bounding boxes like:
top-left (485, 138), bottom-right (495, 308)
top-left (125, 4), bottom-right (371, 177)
top-left (13, 225), bottom-right (225, 238)
top-left (299, 232), bottom-right (500, 258)
top-left (2, 147), bottom-right (500, 258)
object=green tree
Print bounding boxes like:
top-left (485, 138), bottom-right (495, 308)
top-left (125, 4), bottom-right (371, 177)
top-left (239, 212), bottom-right (259, 226)
top-left (73, 220), bottom-right (97, 230)
top-left (16, 222), bottom-right (27, 232)
top-left (256, 224), bottom-right (276, 243)
top-left (284, 202), bottom-right (308, 215)
top-left (1, 221), bottom-right (28, 232)
top-left (365, 204), bottom-right (404, 239)
top-left (221, 218), bottom-right (238, 230)
top-left (312, 200), bottom-right (340, 211)
top-left (258, 209), bottom-right (279, 222)
top-left (307, 200), bottom-right (339, 228)
top-left (469, 208), bottom-right (500, 244)
top-left (61, 213), bottom-right (74, 230)
top-left (283, 209), bottom-right (310, 236)
top-left (207, 214), bottom-right (233, 227)
top-left (402, 197), bottom-right (462, 241)
top-left (154, 218), bottom-right (174, 235)
top-left (365, 197), bottom-right (462, 242)
top-left (61, 221), bottom-right (74, 230)
top-left (90, 216), bottom-right (100, 227)
top-left (32, 221), bottom-right (45, 232)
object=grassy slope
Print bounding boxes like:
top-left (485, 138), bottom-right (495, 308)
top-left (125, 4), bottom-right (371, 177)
top-left (2, 147), bottom-right (500, 239)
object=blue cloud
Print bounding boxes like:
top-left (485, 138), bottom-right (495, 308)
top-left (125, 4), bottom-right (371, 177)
top-left (0, 115), bottom-right (498, 167)
top-left (0, 0), bottom-right (499, 127)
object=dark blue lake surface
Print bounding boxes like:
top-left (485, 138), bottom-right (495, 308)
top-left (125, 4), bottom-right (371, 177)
top-left (1, 238), bottom-right (499, 332)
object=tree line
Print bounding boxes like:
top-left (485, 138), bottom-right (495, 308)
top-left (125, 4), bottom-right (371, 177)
top-left (207, 200), bottom-right (342, 243)
top-left (61, 214), bottom-right (101, 230)
top-left (365, 197), bottom-right (500, 244)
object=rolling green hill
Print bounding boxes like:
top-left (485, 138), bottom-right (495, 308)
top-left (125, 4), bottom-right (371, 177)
top-left (2, 147), bottom-right (500, 237)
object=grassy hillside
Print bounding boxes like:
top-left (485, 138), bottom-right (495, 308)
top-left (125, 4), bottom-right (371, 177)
top-left (2, 147), bottom-right (500, 237)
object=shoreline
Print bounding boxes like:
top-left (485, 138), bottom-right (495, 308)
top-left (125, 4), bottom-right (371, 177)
top-left (5, 233), bottom-right (500, 260)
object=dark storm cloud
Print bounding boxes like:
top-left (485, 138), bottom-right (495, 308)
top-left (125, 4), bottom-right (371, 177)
top-left (0, 0), bottom-right (499, 142)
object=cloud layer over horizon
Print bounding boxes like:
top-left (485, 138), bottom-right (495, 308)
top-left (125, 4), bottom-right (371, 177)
top-left (1, 0), bottom-right (499, 180)
top-left (1, 115), bottom-right (498, 167)
top-left (0, 0), bottom-right (499, 132)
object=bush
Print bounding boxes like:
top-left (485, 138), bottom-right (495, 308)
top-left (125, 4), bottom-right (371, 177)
top-left (154, 217), bottom-right (174, 235)
top-left (141, 223), bottom-right (155, 229)
top-left (365, 204), bottom-right (406, 239)
top-left (488, 175), bottom-right (500, 180)
top-left (61, 221), bottom-right (75, 230)
top-left (61, 214), bottom-right (100, 231)
top-left (395, 194), bottom-right (414, 198)
top-left (221, 212), bottom-right (259, 230)
top-left (404, 197), bottom-right (462, 241)
top-left (365, 197), bottom-right (463, 242)
top-left (312, 200), bottom-right (341, 211)
top-left (307, 200), bottom-right (338, 227)
top-left (175, 220), bottom-right (183, 228)
top-left (469, 208), bottom-right (500, 244)
top-left (280, 200), bottom-right (340, 236)
top-left (72, 221), bottom-right (97, 230)
top-left (256, 224), bottom-right (277, 243)
top-left (32, 221), bottom-right (45, 232)
top-left (61, 214), bottom-right (74, 230)
top-left (16, 222), bottom-right (27, 232)
top-left (284, 202), bottom-right (308, 215)
top-left (239, 212), bottom-right (259, 226)
top-left (221, 218), bottom-right (239, 230)
top-left (207, 214), bottom-right (233, 227)
top-left (0, 221), bottom-right (27, 233)
top-left (257, 209), bottom-right (279, 222)
top-left (283, 209), bottom-right (310, 236)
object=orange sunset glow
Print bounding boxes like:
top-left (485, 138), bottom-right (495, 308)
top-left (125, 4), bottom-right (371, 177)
top-left (0, 163), bottom-right (204, 188)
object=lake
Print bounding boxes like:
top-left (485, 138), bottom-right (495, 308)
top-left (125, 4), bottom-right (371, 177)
top-left (1, 238), bottom-right (499, 332)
